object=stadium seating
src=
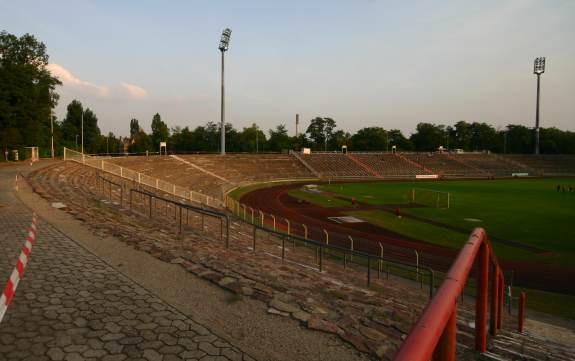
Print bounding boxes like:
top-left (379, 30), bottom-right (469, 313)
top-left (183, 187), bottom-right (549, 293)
top-left (177, 154), bottom-right (313, 183)
top-left (352, 153), bottom-right (426, 177)
top-left (300, 153), bottom-right (372, 178)
top-left (502, 155), bottom-right (575, 176)
top-left (402, 153), bottom-right (486, 177)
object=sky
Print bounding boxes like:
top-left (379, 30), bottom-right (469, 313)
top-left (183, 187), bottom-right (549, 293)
top-left (1, 0), bottom-right (574, 137)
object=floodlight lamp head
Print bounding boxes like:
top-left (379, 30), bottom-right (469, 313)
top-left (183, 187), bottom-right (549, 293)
top-left (219, 28), bottom-right (232, 52)
top-left (534, 57), bottom-right (545, 74)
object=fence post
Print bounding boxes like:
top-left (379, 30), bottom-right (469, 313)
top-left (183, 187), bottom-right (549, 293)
top-left (303, 224), bottom-right (308, 240)
top-left (242, 204), bottom-right (246, 220)
top-left (490, 265), bottom-right (499, 336)
top-left (259, 210), bottom-right (264, 227)
top-left (271, 214), bottom-right (276, 231)
top-left (414, 250), bottom-right (419, 281)
top-left (518, 291), bottom-right (526, 333)
top-left (323, 229), bottom-right (329, 245)
top-left (475, 242), bottom-right (489, 353)
top-left (433, 307), bottom-right (457, 361)
top-left (286, 219), bottom-right (293, 247)
top-left (378, 242), bottom-right (383, 279)
top-left (348, 235), bottom-right (354, 260)
top-left (251, 208), bottom-right (254, 224)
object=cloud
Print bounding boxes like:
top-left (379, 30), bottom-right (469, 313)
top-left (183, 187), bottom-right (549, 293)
top-left (47, 63), bottom-right (109, 96)
top-left (120, 82), bottom-right (148, 99)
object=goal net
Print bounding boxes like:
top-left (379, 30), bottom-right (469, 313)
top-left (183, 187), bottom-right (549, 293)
top-left (411, 188), bottom-right (450, 209)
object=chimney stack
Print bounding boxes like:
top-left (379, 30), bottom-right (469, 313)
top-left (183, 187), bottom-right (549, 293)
top-left (295, 114), bottom-right (300, 137)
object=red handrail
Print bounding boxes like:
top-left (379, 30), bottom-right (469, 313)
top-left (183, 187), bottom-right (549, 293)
top-left (394, 228), bottom-right (505, 361)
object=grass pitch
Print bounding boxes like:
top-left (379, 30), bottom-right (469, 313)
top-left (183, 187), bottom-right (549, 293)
top-left (309, 178), bottom-right (575, 266)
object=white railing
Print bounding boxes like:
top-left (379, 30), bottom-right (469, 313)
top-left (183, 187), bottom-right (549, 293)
top-left (63, 147), bottom-right (222, 208)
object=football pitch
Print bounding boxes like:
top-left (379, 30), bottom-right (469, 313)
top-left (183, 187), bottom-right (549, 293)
top-left (289, 178), bottom-right (575, 266)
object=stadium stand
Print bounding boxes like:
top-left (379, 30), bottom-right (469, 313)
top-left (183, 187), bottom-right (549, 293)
top-left (352, 153), bottom-right (426, 177)
top-left (451, 153), bottom-right (528, 177)
top-left (403, 153), bottom-right (485, 177)
top-left (503, 154), bottom-right (575, 176)
top-left (177, 154), bottom-right (313, 183)
top-left (300, 153), bottom-right (373, 178)
top-left (109, 156), bottom-right (227, 198)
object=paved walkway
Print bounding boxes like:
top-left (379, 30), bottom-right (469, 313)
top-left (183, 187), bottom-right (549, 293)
top-left (0, 165), bottom-right (253, 361)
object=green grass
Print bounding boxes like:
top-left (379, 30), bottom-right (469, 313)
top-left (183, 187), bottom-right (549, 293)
top-left (348, 209), bottom-right (469, 249)
top-left (316, 178), bottom-right (575, 265)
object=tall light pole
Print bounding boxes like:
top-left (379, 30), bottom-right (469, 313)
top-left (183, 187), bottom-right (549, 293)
top-left (533, 57), bottom-right (546, 155)
top-left (219, 28), bottom-right (232, 155)
top-left (81, 107), bottom-right (84, 154)
top-left (50, 94), bottom-right (54, 158)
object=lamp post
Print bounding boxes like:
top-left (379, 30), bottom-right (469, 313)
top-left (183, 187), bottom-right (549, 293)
top-left (81, 107), bottom-right (84, 154)
top-left (50, 94), bottom-right (54, 158)
top-left (219, 28), bottom-right (232, 155)
top-left (533, 57), bottom-right (546, 155)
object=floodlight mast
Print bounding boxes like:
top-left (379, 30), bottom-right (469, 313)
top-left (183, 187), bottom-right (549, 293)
top-left (533, 57), bottom-right (545, 155)
top-left (219, 28), bottom-right (231, 155)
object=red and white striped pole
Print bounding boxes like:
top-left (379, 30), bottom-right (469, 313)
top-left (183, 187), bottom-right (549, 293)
top-left (0, 214), bottom-right (38, 323)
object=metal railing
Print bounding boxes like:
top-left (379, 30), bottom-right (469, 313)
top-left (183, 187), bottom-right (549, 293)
top-left (224, 196), bottom-right (436, 298)
top-left (95, 170), bottom-right (435, 298)
top-left (64, 147), bottom-right (222, 208)
top-left (393, 228), bottom-right (506, 361)
top-left (96, 173), bottom-right (231, 243)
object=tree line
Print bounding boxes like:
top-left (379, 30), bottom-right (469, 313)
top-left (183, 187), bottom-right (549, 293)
top-left (2, 30), bottom-right (575, 159)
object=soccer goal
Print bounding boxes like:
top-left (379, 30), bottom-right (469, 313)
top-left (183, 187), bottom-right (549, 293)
top-left (411, 188), bottom-right (450, 209)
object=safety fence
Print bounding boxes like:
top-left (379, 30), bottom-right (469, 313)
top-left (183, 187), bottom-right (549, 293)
top-left (394, 228), bottom-right (511, 361)
top-left (93, 171), bottom-right (435, 298)
top-left (64, 147), bottom-right (222, 208)
top-left (222, 196), bottom-right (443, 296)
top-left (0, 214), bottom-right (38, 323)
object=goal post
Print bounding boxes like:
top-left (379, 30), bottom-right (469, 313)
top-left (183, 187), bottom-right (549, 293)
top-left (411, 188), bottom-right (450, 209)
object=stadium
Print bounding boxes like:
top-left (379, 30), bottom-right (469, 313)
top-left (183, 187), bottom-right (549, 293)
top-left (2, 2), bottom-right (575, 360)
top-left (13, 147), bottom-right (568, 360)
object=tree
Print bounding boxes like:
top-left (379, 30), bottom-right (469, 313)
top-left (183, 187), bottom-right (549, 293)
top-left (130, 118), bottom-right (140, 138)
top-left (268, 124), bottom-right (290, 152)
top-left (150, 113), bottom-right (169, 147)
top-left (351, 127), bottom-right (388, 151)
top-left (60, 100), bottom-right (101, 153)
top-left (328, 130), bottom-right (351, 150)
top-left (505, 125), bottom-right (533, 154)
top-left (410, 123), bottom-right (446, 151)
top-left (306, 117), bottom-right (337, 151)
top-left (0, 31), bottom-right (61, 157)
top-left (61, 100), bottom-right (83, 148)
top-left (388, 129), bottom-right (413, 151)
